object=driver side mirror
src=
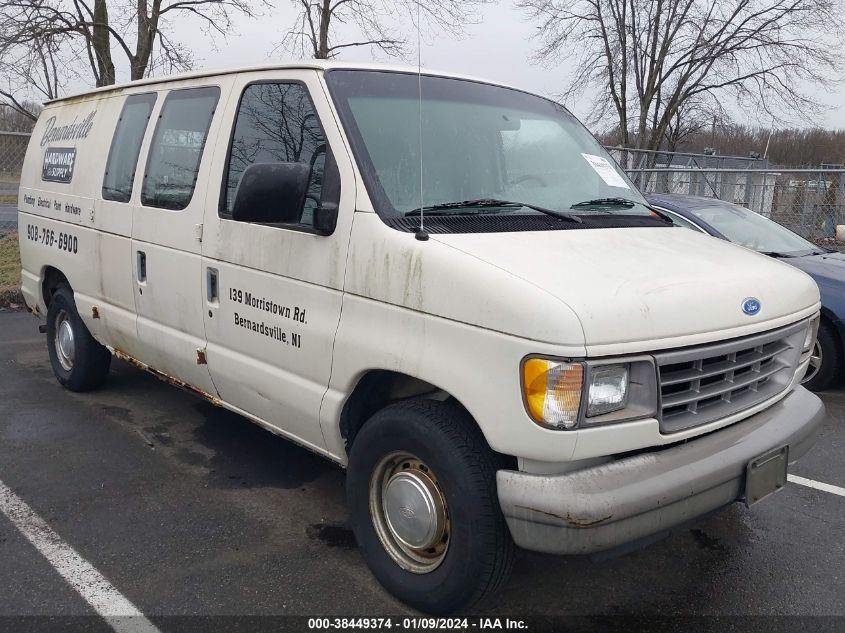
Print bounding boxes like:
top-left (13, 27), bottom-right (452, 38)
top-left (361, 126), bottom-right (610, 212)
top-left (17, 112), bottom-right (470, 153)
top-left (231, 162), bottom-right (311, 224)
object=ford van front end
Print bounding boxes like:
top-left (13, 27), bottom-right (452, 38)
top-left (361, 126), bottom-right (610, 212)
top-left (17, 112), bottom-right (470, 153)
top-left (325, 67), bottom-right (825, 559)
top-left (499, 318), bottom-right (824, 554)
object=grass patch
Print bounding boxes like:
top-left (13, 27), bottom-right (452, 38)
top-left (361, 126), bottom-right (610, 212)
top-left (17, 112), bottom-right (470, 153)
top-left (0, 233), bottom-right (24, 309)
top-left (0, 195), bottom-right (17, 204)
top-left (0, 233), bottom-right (20, 287)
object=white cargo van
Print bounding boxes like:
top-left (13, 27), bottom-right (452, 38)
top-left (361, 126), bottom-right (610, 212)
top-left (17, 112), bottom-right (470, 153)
top-left (18, 62), bottom-right (824, 613)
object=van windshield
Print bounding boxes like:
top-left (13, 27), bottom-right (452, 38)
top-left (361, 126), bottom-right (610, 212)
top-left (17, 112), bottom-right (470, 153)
top-left (325, 70), bottom-right (650, 221)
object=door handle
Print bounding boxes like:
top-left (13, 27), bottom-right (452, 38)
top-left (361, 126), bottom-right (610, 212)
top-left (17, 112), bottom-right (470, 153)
top-left (207, 268), bottom-right (218, 303)
top-left (136, 251), bottom-right (146, 282)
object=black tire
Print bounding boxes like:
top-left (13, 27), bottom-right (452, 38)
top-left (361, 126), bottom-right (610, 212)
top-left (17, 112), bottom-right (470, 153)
top-left (46, 287), bottom-right (111, 392)
top-left (347, 399), bottom-right (514, 614)
top-left (802, 319), bottom-right (842, 392)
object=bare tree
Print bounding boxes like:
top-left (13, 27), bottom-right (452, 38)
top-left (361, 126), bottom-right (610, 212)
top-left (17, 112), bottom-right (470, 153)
top-left (664, 98), bottom-right (723, 154)
top-left (599, 121), bottom-right (845, 167)
top-left (0, 30), bottom-right (68, 121)
top-left (517, 0), bottom-right (845, 152)
top-left (0, 0), bottom-right (266, 93)
top-left (0, 100), bottom-right (42, 130)
top-left (279, 0), bottom-right (491, 60)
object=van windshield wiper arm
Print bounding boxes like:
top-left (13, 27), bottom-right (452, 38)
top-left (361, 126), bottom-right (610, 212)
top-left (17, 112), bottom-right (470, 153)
top-left (571, 197), bottom-right (637, 209)
top-left (570, 197), bottom-right (674, 224)
top-left (404, 198), bottom-right (582, 223)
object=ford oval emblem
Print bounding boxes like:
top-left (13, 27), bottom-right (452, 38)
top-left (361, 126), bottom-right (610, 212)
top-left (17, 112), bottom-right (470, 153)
top-left (742, 297), bottom-right (761, 316)
top-left (399, 506), bottom-right (415, 519)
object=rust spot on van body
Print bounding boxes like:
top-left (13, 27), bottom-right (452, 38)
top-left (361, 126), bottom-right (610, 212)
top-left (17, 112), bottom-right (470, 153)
top-left (91, 306), bottom-right (100, 319)
top-left (112, 349), bottom-right (221, 406)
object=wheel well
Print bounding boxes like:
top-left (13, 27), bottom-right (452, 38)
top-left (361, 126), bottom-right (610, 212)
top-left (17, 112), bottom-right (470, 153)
top-left (41, 267), bottom-right (70, 307)
top-left (340, 371), bottom-right (451, 453)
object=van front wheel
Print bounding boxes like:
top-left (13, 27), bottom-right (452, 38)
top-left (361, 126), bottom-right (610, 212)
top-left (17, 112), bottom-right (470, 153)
top-left (346, 400), bottom-right (513, 614)
top-left (802, 319), bottom-right (842, 392)
top-left (46, 287), bottom-right (111, 392)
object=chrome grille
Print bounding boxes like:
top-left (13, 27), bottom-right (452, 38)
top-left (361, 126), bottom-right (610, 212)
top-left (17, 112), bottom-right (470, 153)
top-left (655, 321), bottom-right (806, 433)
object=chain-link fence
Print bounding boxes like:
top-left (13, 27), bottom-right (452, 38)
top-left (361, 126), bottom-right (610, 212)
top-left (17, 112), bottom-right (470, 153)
top-left (606, 147), bottom-right (845, 244)
top-left (607, 146), bottom-right (773, 172)
top-left (1, 130), bottom-right (29, 233)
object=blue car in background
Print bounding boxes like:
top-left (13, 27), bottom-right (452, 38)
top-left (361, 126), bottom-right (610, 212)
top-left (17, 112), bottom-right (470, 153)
top-left (647, 193), bottom-right (845, 392)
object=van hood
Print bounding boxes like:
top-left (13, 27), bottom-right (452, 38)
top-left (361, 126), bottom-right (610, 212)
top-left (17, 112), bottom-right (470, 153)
top-left (433, 226), bottom-right (820, 354)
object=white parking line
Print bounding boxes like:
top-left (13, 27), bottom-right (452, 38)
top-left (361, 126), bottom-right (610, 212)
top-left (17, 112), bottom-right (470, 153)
top-left (0, 480), bottom-right (162, 633)
top-left (788, 474), bottom-right (845, 498)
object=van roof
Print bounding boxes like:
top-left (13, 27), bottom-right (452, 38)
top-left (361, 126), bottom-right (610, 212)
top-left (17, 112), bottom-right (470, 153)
top-left (45, 60), bottom-right (524, 105)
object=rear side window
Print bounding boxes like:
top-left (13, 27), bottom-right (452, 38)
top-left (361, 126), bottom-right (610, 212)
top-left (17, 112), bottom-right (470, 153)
top-left (221, 82), bottom-right (326, 223)
top-left (141, 86), bottom-right (219, 210)
top-left (102, 93), bottom-right (156, 202)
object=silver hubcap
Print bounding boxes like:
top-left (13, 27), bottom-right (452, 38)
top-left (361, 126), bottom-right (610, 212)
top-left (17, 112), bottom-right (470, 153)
top-left (804, 341), bottom-right (823, 383)
top-left (369, 452), bottom-right (449, 574)
top-left (54, 311), bottom-right (75, 371)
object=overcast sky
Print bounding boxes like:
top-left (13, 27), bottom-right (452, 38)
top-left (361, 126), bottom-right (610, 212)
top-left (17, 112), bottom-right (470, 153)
top-left (127, 2), bottom-right (845, 131)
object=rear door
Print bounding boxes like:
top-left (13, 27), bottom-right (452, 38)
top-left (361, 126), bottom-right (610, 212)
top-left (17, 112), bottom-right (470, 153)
top-left (199, 70), bottom-right (355, 451)
top-left (130, 84), bottom-right (227, 395)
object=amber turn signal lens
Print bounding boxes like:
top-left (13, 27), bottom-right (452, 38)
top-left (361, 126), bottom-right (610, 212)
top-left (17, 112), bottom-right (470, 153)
top-left (522, 358), bottom-right (584, 430)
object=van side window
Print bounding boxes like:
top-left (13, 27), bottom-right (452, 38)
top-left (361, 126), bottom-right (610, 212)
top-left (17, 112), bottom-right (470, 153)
top-left (222, 82), bottom-right (326, 224)
top-left (102, 93), bottom-right (157, 202)
top-left (141, 86), bottom-right (220, 210)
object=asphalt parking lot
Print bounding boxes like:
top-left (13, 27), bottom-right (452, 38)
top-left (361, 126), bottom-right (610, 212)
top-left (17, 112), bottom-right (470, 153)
top-left (1, 310), bottom-right (843, 630)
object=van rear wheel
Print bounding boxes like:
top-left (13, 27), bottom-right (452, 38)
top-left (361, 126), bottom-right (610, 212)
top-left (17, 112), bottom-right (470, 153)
top-left (346, 400), bottom-right (513, 614)
top-left (46, 287), bottom-right (111, 392)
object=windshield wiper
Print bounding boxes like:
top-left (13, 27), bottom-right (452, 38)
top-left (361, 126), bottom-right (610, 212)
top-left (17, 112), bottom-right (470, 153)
top-left (404, 198), bottom-right (582, 223)
top-left (571, 197), bottom-right (637, 209)
top-left (571, 197), bottom-right (674, 224)
top-left (759, 251), bottom-right (794, 258)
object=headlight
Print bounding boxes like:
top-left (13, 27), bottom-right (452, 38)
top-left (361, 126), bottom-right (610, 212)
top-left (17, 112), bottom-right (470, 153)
top-left (522, 357), bottom-right (657, 431)
top-left (586, 364), bottom-right (629, 417)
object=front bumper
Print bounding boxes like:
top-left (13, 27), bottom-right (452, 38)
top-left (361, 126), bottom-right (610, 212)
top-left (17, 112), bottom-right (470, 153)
top-left (497, 386), bottom-right (825, 555)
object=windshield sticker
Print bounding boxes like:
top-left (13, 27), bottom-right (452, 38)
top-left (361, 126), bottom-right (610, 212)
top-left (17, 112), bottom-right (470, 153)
top-left (581, 154), bottom-right (630, 189)
top-left (42, 147), bottom-right (77, 183)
